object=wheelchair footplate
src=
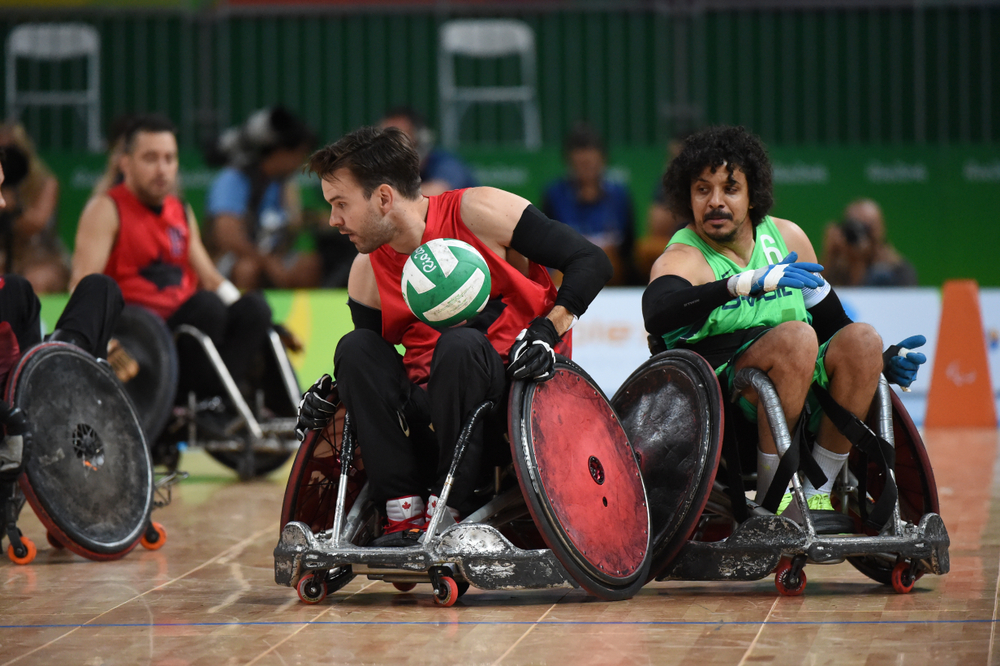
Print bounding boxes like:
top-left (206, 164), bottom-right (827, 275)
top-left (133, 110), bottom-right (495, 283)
top-left (275, 359), bottom-right (653, 605)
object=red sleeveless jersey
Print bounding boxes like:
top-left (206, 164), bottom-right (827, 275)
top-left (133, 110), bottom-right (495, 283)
top-left (369, 189), bottom-right (569, 384)
top-left (104, 184), bottom-right (198, 320)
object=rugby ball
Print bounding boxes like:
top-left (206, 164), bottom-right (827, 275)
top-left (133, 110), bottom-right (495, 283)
top-left (401, 238), bottom-right (492, 328)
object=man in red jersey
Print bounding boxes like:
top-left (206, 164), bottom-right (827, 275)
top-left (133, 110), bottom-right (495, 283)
top-left (295, 126), bottom-right (613, 543)
top-left (70, 115), bottom-right (272, 401)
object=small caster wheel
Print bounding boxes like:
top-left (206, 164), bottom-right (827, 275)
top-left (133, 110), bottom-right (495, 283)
top-left (891, 561), bottom-right (916, 594)
top-left (774, 558), bottom-right (806, 596)
top-left (8, 536), bottom-right (36, 565)
top-left (141, 522), bottom-right (167, 550)
top-left (297, 573), bottom-right (328, 604)
top-left (46, 531), bottom-right (65, 549)
top-left (433, 576), bottom-right (459, 607)
top-left (393, 582), bottom-right (417, 592)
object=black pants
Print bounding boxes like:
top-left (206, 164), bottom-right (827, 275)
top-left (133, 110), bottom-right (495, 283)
top-left (167, 290), bottom-right (272, 396)
top-left (334, 327), bottom-right (507, 516)
top-left (0, 273), bottom-right (123, 359)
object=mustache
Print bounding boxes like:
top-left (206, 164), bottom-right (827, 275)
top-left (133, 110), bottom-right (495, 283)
top-left (705, 210), bottom-right (733, 221)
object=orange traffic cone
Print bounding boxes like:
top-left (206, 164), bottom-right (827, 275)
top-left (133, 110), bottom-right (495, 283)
top-left (924, 280), bottom-right (997, 428)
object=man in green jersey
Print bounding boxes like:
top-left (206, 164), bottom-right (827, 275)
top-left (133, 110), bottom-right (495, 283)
top-left (641, 125), bottom-right (926, 520)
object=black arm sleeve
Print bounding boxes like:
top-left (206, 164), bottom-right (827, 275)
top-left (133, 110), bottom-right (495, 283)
top-left (807, 286), bottom-right (853, 344)
top-left (642, 274), bottom-right (733, 336)
top-left (347, 298), bottom-right (382, 333)
top-left (509, 205), bottom-right (613, 316)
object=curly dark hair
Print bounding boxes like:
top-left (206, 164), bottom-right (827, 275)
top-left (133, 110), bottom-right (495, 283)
top-left (661, 125), bottom-right (773, 228)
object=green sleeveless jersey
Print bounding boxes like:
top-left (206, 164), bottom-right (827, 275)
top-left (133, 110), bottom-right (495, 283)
top-left (661, 216), bottom-right (810, 349)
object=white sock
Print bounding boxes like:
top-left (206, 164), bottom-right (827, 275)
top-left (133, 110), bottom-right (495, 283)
top-left (803, 447), bottom-right (849, 498)
top-left (386, 495), bottom-right (425, 523)
top-left (755, 450), bottom-right (782, 504)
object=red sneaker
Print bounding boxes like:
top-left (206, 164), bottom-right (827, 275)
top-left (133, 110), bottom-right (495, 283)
top-left (384, 495), bottom-right (426, 534)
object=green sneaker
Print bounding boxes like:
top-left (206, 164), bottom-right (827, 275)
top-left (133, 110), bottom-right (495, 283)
top-left (806, 493), bottom-right (834, 512)
top-left (776, 493), bottom-right (794, 515)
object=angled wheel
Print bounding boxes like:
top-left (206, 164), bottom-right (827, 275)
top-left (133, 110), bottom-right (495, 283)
top-left (8, 535), bottom-right (36, 565)
top-left (845, 389), bottom-right (938, 586)
top-left (8, 343), bottom-right (153, 561)
top-left (297, 573), bottom-right (328, 604)
top-left (46, 531), bottom-right (64, 549)
top-left (140, 522), bottom-right (167, 550)
top-left (774, 558), bottom-right (806, 596)
top-left (433, 576), bottom-right (459, 607)
top-left (392, 582), bottom-right (417, 592)
top-left (611, 350), bottom-right (725, 581)
top-left (509, 358), bottom-right (652, 600)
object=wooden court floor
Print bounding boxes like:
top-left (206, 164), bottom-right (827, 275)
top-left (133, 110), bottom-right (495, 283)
top-left (2, 428), bottom-right (998, 666)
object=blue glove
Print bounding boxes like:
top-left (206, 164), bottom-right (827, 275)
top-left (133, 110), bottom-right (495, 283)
top-left (726, 252), bottom-right (825, 298)
top-left (882, 335), bottom-right (927, 388)
top-left (295, 374), bottom-right (338, 441)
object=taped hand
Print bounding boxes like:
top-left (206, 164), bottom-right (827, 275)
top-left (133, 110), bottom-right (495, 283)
top-left (295, 374), bottom-right (338, 441)
top-left (507, 316), bottom-right (560, 382)
top-left (883, 335), bottom-right (927, 388)
top-left (726, 251), bottom-right (825, 298)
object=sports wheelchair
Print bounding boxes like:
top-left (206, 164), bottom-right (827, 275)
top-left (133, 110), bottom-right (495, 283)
top-left (610, 349), bottom-right (949, 596)
top-left (111, 304), bottom-right (301, 480)
top-left (2, 340), bottom-right (165, 565)
top-left (273, 358), bottom-right (654, 606)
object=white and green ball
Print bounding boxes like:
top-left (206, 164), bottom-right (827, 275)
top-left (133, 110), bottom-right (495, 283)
top-left (401, 239), bottom-right (492, 328)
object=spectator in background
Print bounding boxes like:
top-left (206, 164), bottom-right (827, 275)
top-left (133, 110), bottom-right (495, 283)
top-left (0, 123), bottom-right (70, 293)
top-left (90, 114), bottom-right (139, 199)
top-left (635, 131), bottom-right (693, 280)
top-left (205, 106), bottom-right (321, 290)
top-left (821, 198), bottom-right (918, 287)
top-left (380, 106), bottom-right (478, 196)
top-left (542, 122), bottom-right (637, 285)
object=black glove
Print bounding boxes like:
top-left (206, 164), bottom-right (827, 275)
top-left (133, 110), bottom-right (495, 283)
top-left (507, 317), bottom-right (560, 381)
top-left (295, 374), bottom-right (338, 441)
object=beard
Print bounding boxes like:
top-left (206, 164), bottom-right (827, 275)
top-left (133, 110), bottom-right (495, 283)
top-left (352, 205), bottom-right (398, 254)
top-left (701, 211), bottom-right (743, 244)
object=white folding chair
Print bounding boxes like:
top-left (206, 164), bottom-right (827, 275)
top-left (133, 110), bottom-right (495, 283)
top-left (5, 23), bottom-right (102, 152)
top-left (438, 19), bottom-right (541, 150)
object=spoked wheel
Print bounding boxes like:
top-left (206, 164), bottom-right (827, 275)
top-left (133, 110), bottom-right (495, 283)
top-left (433, 576), bottom-right (459, 607)
top-left (297, 573), bottom-right (328, 604)
top-left (7, 535), bottom-right (36, 565)
top-left (774, 557), bottom-right (807, 596)
top-left (891, 561), bottom-right (916, 594)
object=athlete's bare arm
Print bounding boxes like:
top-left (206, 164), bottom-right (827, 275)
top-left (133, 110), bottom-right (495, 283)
top-left (459, 187), bottom-right (575, 335)
top-left (186, 205), bottom-right (225, 292)
top-left (773, 217), bottom-right (819, 264)
top-left (347, 254), bottom-right (381, 311)
top-left (649, 241), bottom-right (716, 287)
top-left (70, 195), bottom-right (119, 291)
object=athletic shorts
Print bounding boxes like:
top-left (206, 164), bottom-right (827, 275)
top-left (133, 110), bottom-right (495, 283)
top-left (715, 328), bottom-right (832, 434)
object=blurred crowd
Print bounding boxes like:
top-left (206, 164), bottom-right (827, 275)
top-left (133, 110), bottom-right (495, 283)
top-left (0, 113), bottom-right (917, 295)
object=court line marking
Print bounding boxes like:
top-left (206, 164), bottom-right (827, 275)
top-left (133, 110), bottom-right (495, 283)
top-left (4, 617), bottom-right (1000, 630)
top-left (490, 602), bottom-right (558, 666)
top-left (245, 579), bottom-right (380, 666)
top-left (990, 549), bottom-right (1000, 665)
top-left (1, 526), bottom-right (273, 666)
top-left (736, 597), bottom-right (779, 666)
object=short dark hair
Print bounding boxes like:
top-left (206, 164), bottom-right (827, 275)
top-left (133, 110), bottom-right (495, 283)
top-left (662, 125), bottom-right (774, 228)
top-left (308, 126), bottom-right (422, 200)
top-left (122, 114), bottom-right (177, 153)
top-left (563, 121), bottom-right (605, 159)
